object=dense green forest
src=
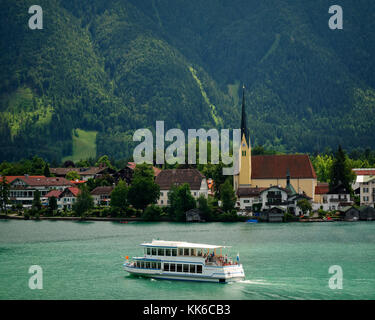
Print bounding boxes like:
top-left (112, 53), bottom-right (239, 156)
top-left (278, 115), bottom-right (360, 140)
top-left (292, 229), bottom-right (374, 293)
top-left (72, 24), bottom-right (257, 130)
top-left (1, 0), bottom-right (374, 162)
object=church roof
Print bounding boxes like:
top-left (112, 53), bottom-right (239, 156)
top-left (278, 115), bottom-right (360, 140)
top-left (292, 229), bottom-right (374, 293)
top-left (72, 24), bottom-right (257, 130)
top-left (251, 155), bottom-right (317, 179)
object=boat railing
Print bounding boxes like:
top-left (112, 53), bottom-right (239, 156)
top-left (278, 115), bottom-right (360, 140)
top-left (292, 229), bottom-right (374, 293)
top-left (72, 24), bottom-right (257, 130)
top-left (205, 256), bottom-right (236, 267)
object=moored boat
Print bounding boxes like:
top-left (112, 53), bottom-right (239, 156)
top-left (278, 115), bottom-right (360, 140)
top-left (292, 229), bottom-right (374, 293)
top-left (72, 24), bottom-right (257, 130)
top-left (123, 240), bottom-right (245, 283)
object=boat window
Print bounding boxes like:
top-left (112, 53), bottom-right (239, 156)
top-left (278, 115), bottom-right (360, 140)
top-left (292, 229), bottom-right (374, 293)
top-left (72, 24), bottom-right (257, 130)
top-left (190, 265), bottom-right (196, 273)
top-left (191, 249), bottom-right (196, 256)
top-left (178, 248), bottom-right (183, 256)
top-left (136, 261), bottom-right (140, 268)
top-left (152, 248), bottom-right (157, 255)
top-left (183, 264), bottom-right (189, 273)
top-left (147, 248), bottom-right (151, 255)
top-left (165, 249), bottom-right (171, 256)
top-left (177, 264), bottom-right (182, 272)
top-left (145, 262), bottom-right (150, 268)
top-left (197, 249), bottom-right (203, 256)
top-left (152, 262), bottom-right (156, 269)
top-left (170, 264), bottom-right (176, 272)
top-left (140, 261), bottom-right (145, 268)
top-left (197, 265), bottom-right (202, 274)
top-left (172, 249), bottom-right (177, 256)
top-left (184, 248), bottom-right (189, 256)
top-left (157, 248), bottom-right (164, 256)
top-left (157, 262), bottom-right (161, 269)
top-left (163, 263), bottom-right (170, 272)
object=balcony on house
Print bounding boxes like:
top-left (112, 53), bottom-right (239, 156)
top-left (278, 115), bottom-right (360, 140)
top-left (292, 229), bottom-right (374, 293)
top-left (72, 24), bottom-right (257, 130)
top-left (329, 195), bottom-right (349, 203)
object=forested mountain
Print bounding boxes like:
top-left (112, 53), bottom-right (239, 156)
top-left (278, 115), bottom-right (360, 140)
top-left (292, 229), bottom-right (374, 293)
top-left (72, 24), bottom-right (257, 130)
top-left (1, 0), bottom-right (374, 162)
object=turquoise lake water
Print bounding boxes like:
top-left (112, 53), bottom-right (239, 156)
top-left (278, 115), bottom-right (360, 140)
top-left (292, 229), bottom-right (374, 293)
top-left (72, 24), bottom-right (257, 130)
top-left (0, 220), bottom-right (374, 300)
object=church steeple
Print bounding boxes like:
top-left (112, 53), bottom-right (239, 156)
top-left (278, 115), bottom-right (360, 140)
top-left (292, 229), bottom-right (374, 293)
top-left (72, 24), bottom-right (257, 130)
top-left (240, 85), bottom-right (250, 146)
top-left (233, 84), bottom-right (252, 190)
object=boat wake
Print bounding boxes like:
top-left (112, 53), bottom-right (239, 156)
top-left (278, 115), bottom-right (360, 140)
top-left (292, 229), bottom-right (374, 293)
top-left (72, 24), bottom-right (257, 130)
top-left (238, 279), bottom-right (274, 286)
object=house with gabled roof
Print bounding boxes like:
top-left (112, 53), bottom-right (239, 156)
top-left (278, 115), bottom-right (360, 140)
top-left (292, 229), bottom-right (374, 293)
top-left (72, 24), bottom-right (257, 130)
top-left (313, 182), bottom-right (352, 211)
top-left (236, 170), bottom-right (312, 216)
top-left (45, 187), bottom-right (81, 210)
top-left (155, 169), bottom-right (208, 206)
top-left (5, 175), bottom-right (73, 208)
top-left (59, 187), bottom-right (80, 210)
top-left (90, 186), bottom-right (114, 206)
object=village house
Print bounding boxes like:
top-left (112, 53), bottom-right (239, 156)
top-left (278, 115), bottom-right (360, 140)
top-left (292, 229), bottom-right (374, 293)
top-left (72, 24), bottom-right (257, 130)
top-left (45, 187), bottom-right (81, 210)
top-left (313, 183), bottom-right (352, 211)
top-left (236, 171), bottom-right (312, 216)
top-left (155, 169), bottom-right (208, 206)
top-left (236, 187), bottom-right (265, 212)
top-left (352, 169), bottom-right (375, 207)
top-left (59, 187), bottom-right (80, 210)
top-left (90, 186), bottom-right (114, 206)
top-left (3, 175), bottom-right (73, 208)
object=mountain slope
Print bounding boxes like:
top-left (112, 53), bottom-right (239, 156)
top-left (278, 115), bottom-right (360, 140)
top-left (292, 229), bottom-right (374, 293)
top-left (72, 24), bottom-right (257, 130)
top-left (0, 0), bottom-right (374, 161)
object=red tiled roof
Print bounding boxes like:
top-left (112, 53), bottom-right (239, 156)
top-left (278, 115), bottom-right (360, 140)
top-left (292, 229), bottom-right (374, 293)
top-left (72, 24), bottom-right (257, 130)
top-left (251, 155), bottom-right (317, 179)
top-left (15, 176), bottom-right (73, 187)
top-left (315, 183), bottom-right (329, 195)
top-left (155, 169), bottom-right (205, 190)
top-left (67, 187), bottom-right (80, 197)
top-left (127, 162), bottom-right (161, 176)
top-left (0, 176), bottom-right (45, 183)
top-left (45, 190), bottom-right (62, 198)
top-left (352, 169), bottom-right (375, 176)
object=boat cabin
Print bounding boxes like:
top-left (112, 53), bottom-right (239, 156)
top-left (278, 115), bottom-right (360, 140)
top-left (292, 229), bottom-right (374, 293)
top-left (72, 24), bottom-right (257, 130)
top-left (140, 240), bottom-right (228, 258)
top-left (130, 240), bottom-right (235, 269)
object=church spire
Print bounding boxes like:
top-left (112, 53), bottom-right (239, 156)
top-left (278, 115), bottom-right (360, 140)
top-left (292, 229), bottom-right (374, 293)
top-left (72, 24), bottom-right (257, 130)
top-left (240, 85), bottom-right (250, 146)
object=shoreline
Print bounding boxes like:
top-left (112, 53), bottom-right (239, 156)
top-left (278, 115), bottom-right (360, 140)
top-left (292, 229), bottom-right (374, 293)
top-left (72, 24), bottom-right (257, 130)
top-left (0, 215), bottom-right (142, 222)
top-left (0, 214), bottom-right (363, 223)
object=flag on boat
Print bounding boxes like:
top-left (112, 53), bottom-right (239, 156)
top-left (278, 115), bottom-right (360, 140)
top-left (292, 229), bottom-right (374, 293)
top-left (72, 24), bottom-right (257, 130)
top-left (236, 253), bottom-right (240, 263)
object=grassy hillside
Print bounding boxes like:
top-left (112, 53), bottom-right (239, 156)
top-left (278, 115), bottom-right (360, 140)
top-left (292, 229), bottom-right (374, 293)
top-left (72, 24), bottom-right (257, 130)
top-left (62, 129), bottom-right (97, 163)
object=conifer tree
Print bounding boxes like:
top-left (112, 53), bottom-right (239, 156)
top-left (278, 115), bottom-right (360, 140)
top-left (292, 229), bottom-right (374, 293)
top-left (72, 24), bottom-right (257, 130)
top-left (329, 145), bottom-right (354, 193)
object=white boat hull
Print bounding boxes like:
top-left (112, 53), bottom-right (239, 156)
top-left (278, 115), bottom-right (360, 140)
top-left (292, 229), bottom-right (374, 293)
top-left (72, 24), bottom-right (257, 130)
top-left (124, 264), bottom-right (245, 283)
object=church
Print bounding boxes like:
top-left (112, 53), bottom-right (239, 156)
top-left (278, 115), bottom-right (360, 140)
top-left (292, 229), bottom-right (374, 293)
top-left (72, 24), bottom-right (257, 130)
top-left (233, 87), bottom-right (317, 199)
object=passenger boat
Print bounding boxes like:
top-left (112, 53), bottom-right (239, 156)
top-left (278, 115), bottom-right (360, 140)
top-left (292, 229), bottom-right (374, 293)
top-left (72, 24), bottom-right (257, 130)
top-left (123, 240), bottom-right (245, 283)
